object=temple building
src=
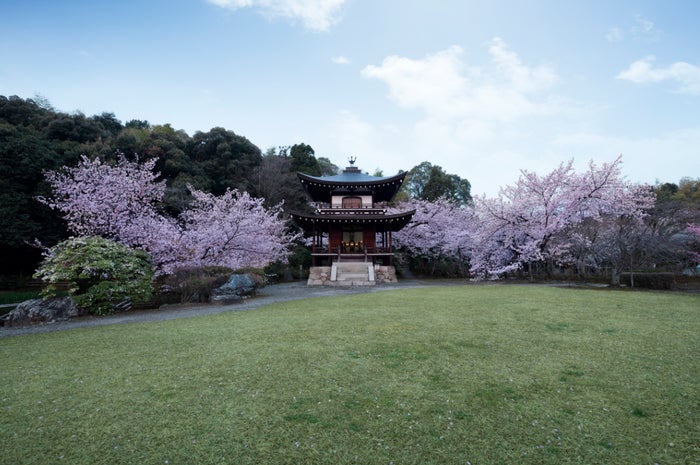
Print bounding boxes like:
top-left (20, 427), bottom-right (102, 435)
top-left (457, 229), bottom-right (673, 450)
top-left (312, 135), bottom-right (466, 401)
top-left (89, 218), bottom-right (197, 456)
top-left (291, 158), bottom-right (415, 286)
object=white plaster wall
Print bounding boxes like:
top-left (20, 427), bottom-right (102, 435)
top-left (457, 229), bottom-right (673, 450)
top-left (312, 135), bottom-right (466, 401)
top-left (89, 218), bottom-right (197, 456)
top-left (331, 195), bottom-right (373, 208)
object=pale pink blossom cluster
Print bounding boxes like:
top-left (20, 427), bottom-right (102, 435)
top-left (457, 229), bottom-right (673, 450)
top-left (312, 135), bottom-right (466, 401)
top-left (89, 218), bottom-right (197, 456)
top-left (394, 156), bottom-right (655, 279)
top-left (688, 223), bottom-right (700, 238)
top-left (39, 155), bottom-right (296, 275)
top-left (391, 198), bottom-right (472, 260)
top-left (469, 156), bottom-right (655, 278)
top-left (688, 223), bottom-right (700, 259)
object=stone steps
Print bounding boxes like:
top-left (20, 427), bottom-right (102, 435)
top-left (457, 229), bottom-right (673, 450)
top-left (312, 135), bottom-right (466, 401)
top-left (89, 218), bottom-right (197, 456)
top-left (307, 265), bottom-right (397, 286)
top-left (332, 262), bottom-right (374, 285)
top-left (337, 272), bottom-right (370, 280)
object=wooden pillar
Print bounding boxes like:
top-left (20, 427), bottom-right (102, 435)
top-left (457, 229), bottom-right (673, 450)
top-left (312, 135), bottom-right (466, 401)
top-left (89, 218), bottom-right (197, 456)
top-left (388, 231), bottom-right (394, 265)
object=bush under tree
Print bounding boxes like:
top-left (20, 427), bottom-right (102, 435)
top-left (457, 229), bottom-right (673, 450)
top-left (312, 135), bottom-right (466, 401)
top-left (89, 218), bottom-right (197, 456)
top-left (34, 236), bottom-right (154, 315)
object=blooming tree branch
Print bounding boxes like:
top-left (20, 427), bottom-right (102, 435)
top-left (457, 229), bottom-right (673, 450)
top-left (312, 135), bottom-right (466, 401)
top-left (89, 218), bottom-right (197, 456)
top-left (39, 155), bottom-right (296, 275)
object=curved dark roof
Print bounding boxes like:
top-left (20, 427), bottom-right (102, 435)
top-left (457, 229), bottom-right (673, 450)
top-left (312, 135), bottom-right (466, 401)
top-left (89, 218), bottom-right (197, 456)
top-left (297, 170), bottom-right (407, 203)
top-left (290, 210), bottom-right (415, 233)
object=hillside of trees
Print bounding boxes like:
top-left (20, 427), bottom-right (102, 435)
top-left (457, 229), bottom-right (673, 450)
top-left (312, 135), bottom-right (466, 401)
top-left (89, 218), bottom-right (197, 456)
top-left (0, 95), bottom-right (339, 275)
top-left (1, 94), bottom-right (698, 284)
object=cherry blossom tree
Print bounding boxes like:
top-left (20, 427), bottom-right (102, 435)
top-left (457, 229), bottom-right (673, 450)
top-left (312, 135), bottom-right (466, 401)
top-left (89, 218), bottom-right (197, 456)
top-left (39, 155), bottom-right (295, 275)
top-left (393, 198), bottom-right (471, 257)
top-left (177, 188), bottom-right (294, 272)
top-left (689, 223), bottom-right (700, 239)
top-left (469, 156), bottom-right (655, 280)
top-left (38, 155), bottom-right (167, 241)
top-left (688, 223), bottom-right (700, 261)
top-left (391, 198), bottom-right (473, 275)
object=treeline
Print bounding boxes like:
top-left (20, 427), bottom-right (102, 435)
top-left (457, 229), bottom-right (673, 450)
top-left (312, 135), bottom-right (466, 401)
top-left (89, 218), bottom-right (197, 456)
top-left (6, 94), bottom-right (694, 283)
top-left (1, 95), bottom-right (473, 277)
top-left (393, 165), bottom-right (700, 282)
top-left (0, 95), bottom-right (338, 274)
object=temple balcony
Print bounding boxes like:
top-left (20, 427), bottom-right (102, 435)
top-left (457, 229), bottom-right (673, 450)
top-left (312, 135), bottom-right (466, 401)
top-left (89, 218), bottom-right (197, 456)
top-left (316, 207), bottom-right (387, 216)
top-left (310, 245), bottom-right (395, 265)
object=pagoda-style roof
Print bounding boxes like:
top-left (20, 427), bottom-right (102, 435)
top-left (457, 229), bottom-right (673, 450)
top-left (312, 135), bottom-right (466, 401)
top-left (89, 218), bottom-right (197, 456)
top-left (290, 210), bottom-right (415, 233)
top-left (297, 166), bottom-right (407, 203)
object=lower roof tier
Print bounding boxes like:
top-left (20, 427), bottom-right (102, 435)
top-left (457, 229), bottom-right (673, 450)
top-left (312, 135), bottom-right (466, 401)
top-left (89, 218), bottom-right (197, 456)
top-left (290, 210), bottom-right (415, 233)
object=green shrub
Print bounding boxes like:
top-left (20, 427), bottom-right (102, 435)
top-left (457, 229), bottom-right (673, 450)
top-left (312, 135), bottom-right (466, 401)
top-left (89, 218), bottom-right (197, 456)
top-left (263, 260), bottom-right (288, 282)
top-left (158, 266), bottom-right (233, 303)
top-left (287, 245), bottom-right (311, 279)
top-left (34, 236), bottom-right (154, 315)
top-left (265, 246), bottom-right (311, 281)
top-left (620, 272), bottom-right (675, 290)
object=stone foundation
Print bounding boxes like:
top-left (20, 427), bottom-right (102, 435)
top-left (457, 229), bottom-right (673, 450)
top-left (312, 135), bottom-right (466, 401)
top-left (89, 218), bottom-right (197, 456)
top-left (307, 266), bottom-right (333, 286)
top-left (374, 265), bottom-right (398, 284)
top-left (307, 265), bottom-right (398, 286)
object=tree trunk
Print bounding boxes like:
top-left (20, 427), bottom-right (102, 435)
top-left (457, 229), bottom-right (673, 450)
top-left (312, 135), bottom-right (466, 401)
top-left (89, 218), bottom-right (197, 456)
top-left (629, 257), bottom-right (635, 288)
top-left (611, 267), bottom-right (620, 286)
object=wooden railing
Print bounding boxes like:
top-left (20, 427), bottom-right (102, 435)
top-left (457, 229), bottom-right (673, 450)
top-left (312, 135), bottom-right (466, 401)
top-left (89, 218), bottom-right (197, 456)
top-left (316, 208), bottom-right (387, 216)
top-left (311, 245), bottom-right (392, 255)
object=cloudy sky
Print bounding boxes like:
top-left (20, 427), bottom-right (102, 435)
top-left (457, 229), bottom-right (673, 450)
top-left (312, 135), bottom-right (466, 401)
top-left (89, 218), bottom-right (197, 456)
top-left (2, 0), bottom-right (699, 195)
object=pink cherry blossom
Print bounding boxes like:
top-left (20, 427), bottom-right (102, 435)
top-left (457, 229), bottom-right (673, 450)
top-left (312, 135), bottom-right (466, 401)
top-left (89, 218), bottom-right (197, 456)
top-left (469, 156), bottom-right (655, 279)
top-left (391, 198), bottom-right (472, 261)
top-left (39, 155), bottom-right (296, 275)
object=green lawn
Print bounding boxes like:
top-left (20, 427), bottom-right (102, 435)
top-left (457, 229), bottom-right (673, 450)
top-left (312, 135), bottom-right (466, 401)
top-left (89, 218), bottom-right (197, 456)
top-left (1, 285), bottom-right (698, 465)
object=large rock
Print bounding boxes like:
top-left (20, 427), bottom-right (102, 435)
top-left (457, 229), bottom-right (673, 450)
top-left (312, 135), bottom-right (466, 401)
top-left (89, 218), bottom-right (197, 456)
top-left (210, 274), bottom-right (257, 303)
top-left (2, 297), bottom-right (83, 327)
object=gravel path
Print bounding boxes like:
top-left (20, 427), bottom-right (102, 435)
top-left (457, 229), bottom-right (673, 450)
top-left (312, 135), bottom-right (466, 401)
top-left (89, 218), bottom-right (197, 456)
top-left (0, 279), bottom-right (456, 338)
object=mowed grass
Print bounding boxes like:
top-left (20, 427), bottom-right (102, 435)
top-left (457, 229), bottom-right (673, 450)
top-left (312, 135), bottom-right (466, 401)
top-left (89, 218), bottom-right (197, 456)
top-left (1, 285), bottom-right (698, 465)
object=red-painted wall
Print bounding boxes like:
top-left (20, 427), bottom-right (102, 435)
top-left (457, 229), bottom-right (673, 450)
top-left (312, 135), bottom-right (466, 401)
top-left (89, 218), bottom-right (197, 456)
top-left (363, 229), bottom-right (376, 250)
top-left (329, 228), bottom-right (342, 251)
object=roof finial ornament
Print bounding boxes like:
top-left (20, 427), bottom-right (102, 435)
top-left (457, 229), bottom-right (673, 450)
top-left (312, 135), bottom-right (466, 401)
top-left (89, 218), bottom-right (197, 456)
top-left (348, 156), bottom-right (357, 166)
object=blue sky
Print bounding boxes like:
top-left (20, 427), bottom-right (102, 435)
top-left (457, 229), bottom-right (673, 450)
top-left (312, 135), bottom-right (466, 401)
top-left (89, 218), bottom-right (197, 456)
top-left (2, 0), bottom-right (699, 196)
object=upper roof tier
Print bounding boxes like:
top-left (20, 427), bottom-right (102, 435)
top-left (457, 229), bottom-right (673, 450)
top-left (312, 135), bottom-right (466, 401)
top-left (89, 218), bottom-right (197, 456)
top-left (297, 163), bottom-right (407, 204)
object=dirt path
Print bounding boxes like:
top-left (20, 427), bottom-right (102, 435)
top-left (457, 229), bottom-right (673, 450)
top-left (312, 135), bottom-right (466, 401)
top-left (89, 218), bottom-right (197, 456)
top-left (0, 280), bottom-right (457, 338)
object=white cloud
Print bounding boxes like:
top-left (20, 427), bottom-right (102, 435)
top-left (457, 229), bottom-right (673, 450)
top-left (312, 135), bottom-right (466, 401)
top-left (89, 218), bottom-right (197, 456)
top-left (617, 56), bottom-right (700, 95)
top-left (606, 15), bottom-right (661, 43)
top-left (323, 39), bottom-right (694, 197)
top-left (631, 14), bottom-right (661, 41)
top-left (331, 55), bottom-right (350, 65)
top-left (361, 39), bottom-right (560, 123)
top-left (605, 27), bottom-right (624, 43)
top-left (361, 45), bottom-right (468, 119)
top-left (207, 0), bottom-right (346, 32)
top-left (488, 37), bottom-right (558, 92)
top-left (350, 39), bottom-right (571, 195)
